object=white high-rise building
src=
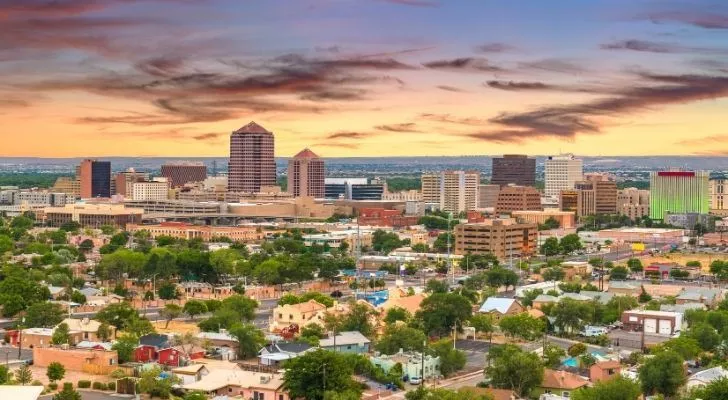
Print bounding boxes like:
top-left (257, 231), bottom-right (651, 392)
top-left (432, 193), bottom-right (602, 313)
top-left (545, 154), bottom-right (583, 198)
top-left (130, 178), bottom-right (170, 201)
top-left (420, 171), bottom-right (479, 214)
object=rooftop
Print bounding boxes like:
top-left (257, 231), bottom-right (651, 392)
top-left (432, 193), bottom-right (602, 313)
top-left (293, 148), bottom-right (320, 159)
top-left (182, 369), bottom-right (284, 392)
top-left (479, 298), bottom-right (519, 314)
top-left (319, 331), bottom-right (371, 347)
top-left (233, 121), bottom-right (271, 134)
top-left (542, 369), bottom-right (589, 390)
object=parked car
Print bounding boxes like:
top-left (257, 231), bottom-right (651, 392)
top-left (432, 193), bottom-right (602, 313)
top-left (581, 325), bottom-right (609, 337)
top-left (409, 377), bottom-right (422, 385)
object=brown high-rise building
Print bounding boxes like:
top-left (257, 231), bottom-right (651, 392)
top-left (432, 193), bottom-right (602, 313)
top-left (228, 121), bottom-right (276, 193)
top-left (491, 155), bottom-right (536, 187)
top-left (495, 185), bottom-right (542, 214)
top-left (288, 148), bottom-right (325, 198)
top-left (454, 218), bottom-right (537, 259)
top-left (79, 159), bottom-right (111, 199)
top-left (161, 162), bottom-right (207, 188)
top-left (114, 169), bottom-right (150, 196)
top-left (562, 174), bottom-right (617, 218)
top-left (585, 174), bottom-right (618, 215)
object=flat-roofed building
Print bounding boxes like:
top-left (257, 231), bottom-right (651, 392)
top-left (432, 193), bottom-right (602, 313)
top-left (512, 210), bottom-right (576, 229)
top-left (495, 185), bottom-right (542, 214)
top-left (491, 154), bottom-right (536, 187)
top-left (161, 162), bottom-right (207, 188)
top-left (478, 184), bottom-right (500, 209)
top-left (129, 178), bottom-right (170, 201)
top-left (127, 222), bottom-right (265, 242)
top-left (420, 171), bottom-right (479, 213)
top-left (650, 170), bottom-right (709, 220)
top-left (618, 187), bottom-right (650, 220)
top-left (79, 159), bottom-right (111, 199)
top-left (454, 218), bottom-right (537, 259)
top-left (43, 203), bottom-right (143, 229)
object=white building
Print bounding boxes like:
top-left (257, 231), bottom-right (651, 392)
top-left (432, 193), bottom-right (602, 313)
top-left (13, 191), bottom-right (71, 206)
top-left (420, 171), bottom-right (479, 214)
top-left (545, 154), bottom-right (583, 198)
top-left (710, 176), bottom-right (728, 211)
top-left (130, 178), bottom-right (170, 201)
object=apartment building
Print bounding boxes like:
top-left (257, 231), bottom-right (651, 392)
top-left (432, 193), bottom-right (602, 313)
top-left (710, 176), bottom-right (728, 212)
top-left (287, 148), bottom-right (325, 198)
top-left (559, 189), bottom-right (595, 219)
top-left (454, 218), bottom-right (537, 259)
top-left (420, 171), bottom-right (479, 214)
top-left (129, 178), bottom-right (170, 201)
top-left (618, 188), bottom-right (650, 220)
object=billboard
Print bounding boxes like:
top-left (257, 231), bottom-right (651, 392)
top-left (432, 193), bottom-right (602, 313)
top-left (631, 242), bottom-right (645, 252)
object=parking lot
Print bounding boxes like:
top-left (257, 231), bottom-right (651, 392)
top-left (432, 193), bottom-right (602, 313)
top-left (608, 330), bottom-right (670, 349)
top-left (454, 339), bottom-right (492, 371)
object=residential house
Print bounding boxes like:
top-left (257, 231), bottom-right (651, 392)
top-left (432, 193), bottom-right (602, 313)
top-left (370, 349), bottom-right (440, 380)
top-left (157, 347), bottom-right (184, 367)
top-left (86, 294), bottom-right (124, 307)
top-left (660, 303), bottom-right (706, 313)
top-left (589, 360), bottom-right (621, 382)
top-left (172, 345), bottom-right (206, 360)
top-left (676, 287), bottom-right (723, 307)
top-left (172, 364), bottom-right (210, 385)
top-left (536, 369), bottom-right (588, 398)
top-left (134, 333), bottom-right (171, 363)
top-left (378, 289), bottom-right (425, 315)
top-left (33, 347), bottom-right (118, 374)
top-left (258, 342), bottom-right (313, 366)
top-left (59, 318), bottom-right (116, 342)
top-left (182, 369), bottom-right (290, 400)
top-left (48, 286), bottom-right (69, 300)
top-left (578, 291), bottom-right (614, 305)
top-left (532, 295), bottom-right (558, 310)
top-left (197, 330), bottom-right (238, 360)
top-left (621, 310), bottom-right (683, 336)
top-left (607, 281), bottom-right (639, 296)
top-left (478, 298), bottom-right (524, 320)
top-left (76, 341), bottom-right (113, 351)
top-left (270, 299), bottom-right (327, 332)
top-left (687, 366), bottom-right (728, 389)
top-left (77, 287), bottom-right (102, 297)
top-left (19, 327), bottom-right (83, 348)
top-left (319, 331), bottom-right (371, 354)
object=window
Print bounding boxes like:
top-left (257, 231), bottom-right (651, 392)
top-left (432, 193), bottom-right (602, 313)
top-left (563, 391), bottom-right (570, 398)
top-left (228, 388), bottom-right (233, 393)
top-left (279, 395), bottom-right (284, 400)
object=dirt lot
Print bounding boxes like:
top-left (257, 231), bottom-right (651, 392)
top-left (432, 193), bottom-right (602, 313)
top-left (637, 252), bottom-right (728, 273)
top-left (152, 320), bottom-right (200, 335)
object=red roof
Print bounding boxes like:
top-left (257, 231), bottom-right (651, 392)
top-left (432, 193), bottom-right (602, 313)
top-left (234, 121), bottom-right (270, 134)
top-left (293, 148), bottom-right (320, 159)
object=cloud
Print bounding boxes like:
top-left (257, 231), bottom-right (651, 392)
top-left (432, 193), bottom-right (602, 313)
top-left (639, 10), bottom-right (728, 29)
top-left (134, 57), bottom-right (186, 77)
top-left (422, 57), bottom-right (503, 73)
top-left (675, 135), bottom-right (728, 146)
top-left (474, 42), bottom-right (517, 53)
top-left (518, 58), bottom-right (586, 74)
top-left (377, 0), bottom-right (439, 7)
top-left (375, 123), bottom-right (420, 132)
top-left (485, 80), bottom-right (610, 94)
top-left (436, 85), bottom-right (467, 92)
top-left (601, 39), bottom-right (728, 55)
top-left (486, 81), bottom-right (555, 91)
top-left (419, 113), bottom-right (488, 126)
top-left (327, 131), bottom-right (371, 140)
top-left (314, 142), bottom-right (360, 149)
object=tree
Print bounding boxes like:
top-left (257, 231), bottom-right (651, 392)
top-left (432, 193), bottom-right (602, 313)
top-left (559, 234), bottom-right (582, 254)
top-left (405, 387), bottom-right (493, 400)
top-left (127, 317), bottom-right (155, 337)
top-left (300, 323), bottom-right (326, 341)
top-left (184, 392), bottom-right (208, 400)
top-left (78, 239), bottom-right (94, 253)
top-left (383, 307), bottom-right (411, 325)
top-left (425, 279), bottom-right (449, 293)
top-left (571, 376), bottom-right (641, 400)
top-left (46, 361), bottom-right (66, 382)
top-left (639, 350), bottom-right (686, 398)
top-left (96, 302), bottom-right (138, 330)
top-left (540, 237), bottom-right (561, 256)
top-left (687, 323), bottom-right (721, 351)
top-left (375, 325), bottom-right (427, 355)
top-left (0, 365), bottom-right (8, 385)
top-left (499, 313), bottom-right (544, 341)
top-left (551, 298), bottom-right (593, 334)
top-left (220, 295), bottom-right (258, 322)
top-left (411, 243), bottom-right (429, 253)
top-left (543, 344), bottom-right (566, 369)
top-left (655, 337), bottom-right (701, 360)
top-left (580, 353), bottom-right (597, 368)
top-left (469, 314), bottom-right (494, 336)
top-left (139, 366), bottom-right (180, 398)
top-left (568, 343), bottom-right (587, 357)
top-left (183, 300), bottom-right (208, 320)
top-left (52, 322), bottom-right (71, 345)
top-left (160, 304), bottom-right (183, 328)
top-left (487, 344), bottom-right (544, 397)
top-left (339, 302), bottom-right (376, 338)
top-left (283, 349), bottom-right (360, 400)
top-left (609, 266), bottom-right (629, 281)
top-left (24, 302), bottom-right (64, 328)
top-left (97, 323), bottom-right (112, 342)
top-left (542, 266), bottom-right (565, 281)
top-left (53, 386), bottom-right (82, 400)
top-left (15, 364), bottom-right (33, 385)
top-left (157, 282), bottom-right (179, 300)
top-left (228, 322), bottom-right (266, 359)
top-left (70, 291), bottom-right (86, 305)
top-left (539, 217), bottom-right (561, 231)
top-left (112, 333), bottom-right (139, 363)
top-left (429, 339), bottom-right (466, 377)
top-left (687, 377), bottom-right (728, 400)
top-left (371, 230), bottom-right (403, 255)
top-left (521, 289), bottom-right (543, 307)
top-left (416, 293), bottom-right (472, 336)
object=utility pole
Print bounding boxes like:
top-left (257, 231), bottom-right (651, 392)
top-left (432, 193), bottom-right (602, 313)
top-left (448, 212), bottom-right (453, 285)
top-left (420, 340), bottom-right (425, 386)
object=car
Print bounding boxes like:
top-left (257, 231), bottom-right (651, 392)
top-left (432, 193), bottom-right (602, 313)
top-left (409, 377), bottom-right (422, 385)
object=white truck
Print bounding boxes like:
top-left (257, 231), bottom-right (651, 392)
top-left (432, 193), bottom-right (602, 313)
top-left (581, 325), bottom-right (609, 337)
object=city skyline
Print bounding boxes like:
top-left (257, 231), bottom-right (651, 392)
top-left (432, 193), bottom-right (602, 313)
top-left (2, 0), bottom-right (728, 157)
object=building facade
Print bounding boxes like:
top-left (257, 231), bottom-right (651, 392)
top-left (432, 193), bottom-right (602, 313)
top-left (324, 178), bottom-right (384, 200)
top-left (710, 177), bottom-right (728, 211)
top-left (420, 171), bottom-right (479, 214)
top-left (649, 170), bottom-right (709, 220)
top-left (454, 218), bottom-right (537, 259)
top-left (127, 222), bottom-right (265, 242)
top-left (617, 188), bottom-right (650, 220)
top-left (478, 184), bottom-right (500, 209)
top-left (545, 154), bottom-right (583, 198)
top-left (114, 169), bottom-right (150, 196)
top-left (511, 210), bottom-right (576, 229)
top-left (585, 174), bottom-right (617, 214)
top-left (161, 162), bottom-right (207, 188)
top-left (79, 159), bottom-right (111, 199)
top-left (495, 185), bottom-right (542, 214)
top-left (43, 203), bottom-right (144, 228)
top-left (228, 121), bottom-right (276, 193)
top-left (491, 154), bottom-right (536, 187)
top-left (287, 148), bottom-right (325, 198)
top-left (130, 179), bottom-right (170, 201)
top-left (559, 189), bottom-right (595, 219)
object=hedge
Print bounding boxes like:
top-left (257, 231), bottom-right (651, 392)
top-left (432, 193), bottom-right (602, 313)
top-left (63, 382), bottom-right (73, 391)
top-left (107, 382), bottom-right (116, 391)
top-left (48, 382), bottom-right (58, 391)
top-left (92, 382), bottom-right (107, 390)
top-left (78, 380), bottom-right (91, 388)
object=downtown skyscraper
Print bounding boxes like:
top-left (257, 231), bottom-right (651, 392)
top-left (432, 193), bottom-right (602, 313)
top-left (288, 148), bottom-right (325, 198)
top-left (649, 171), bottom-right (709, 220)
top-left (228, 121), bottom-right (276, 193)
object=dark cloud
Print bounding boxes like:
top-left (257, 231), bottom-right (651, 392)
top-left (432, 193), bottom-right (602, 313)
top-left (327, 131), bottom-right (371, 140)
top-left (315, 45), bottom-right (341, 53)
top-left (518, 59), bottom-right (586, 74)
top-left (134, 57), bottom-right (186, 77)
top-left (639, 10), bottom-right (728, 29)
top-left (486, 81), bottom-right (555, 91)
top-left (419, 113), bottom-right (488, 126)
top-left (377, 0), bottom-right (439, 7)
top-left (675, 135), bottom-right (728, 146)
top-left (422, 57), bottom-right (503, 73)
top-left (436, 85), bottom-right (466, 92)
top-left (601, 39), bottom-right (728, 55)
top-left (192, 132), bottom-right (223, 141)
top-left (485, 80), bottom-right (610, 94)
top-left (474, 42), bottom-right (517, 53)
top-left (375, 123), bottom-right (420, 132)
top-left (300, 89), bottom-right (368, 102)
top-left (0, 98), bottom-right (31, 108)
top-left (469, 72), bottom-right (728, 143)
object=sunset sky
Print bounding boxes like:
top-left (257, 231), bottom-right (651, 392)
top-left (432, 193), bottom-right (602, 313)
top-left (2, 0), bottom-right (728, 157)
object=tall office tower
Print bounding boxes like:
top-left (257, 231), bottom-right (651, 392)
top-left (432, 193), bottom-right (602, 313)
top-left (79, 159), bottom-right (111, 199)
top-left (495, 185), bottom-right (543, 214)
top-left (288, 148), bottom-right (325, 198)
top-left (161, 162), bottom-right (207, 188)
top-left (491, 154), bottom-right (536, 187)
top-left (559, 189), bottom-right (595, 219)
top-left (421, 174), bottom-right (441, 204)
top-left (420, 171), bottom-right (479, 213)
top-left (114, 168), bottom-right (150, 196)
top-left (545, 154), bottom-right (583, 198)
top-left (478, 184), bottom-right (500, 209)
top-left (228, 121), bottom-right (276, 193)
top-left (649, 170), bottom-right (709, 220)
top-left (709, 176), bottom-right (728, 211)
top-left (617, 188), bottom-right (650, 220)
top-left (581, 173), bottom-right (617, 215)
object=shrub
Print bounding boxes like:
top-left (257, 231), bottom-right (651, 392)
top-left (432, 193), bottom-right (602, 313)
top-left (92, 382), bottom-right (107, 390)
top-left (31, 380), bottom-right (43, 386)
top-left (107, 382), bottom-right (116, 391)
top-left (78, 380), bottom-right (91, 388)
top-left (63, 382), bottom-right (73, 391)
top-left (48, 382), bottom-right (58, 391)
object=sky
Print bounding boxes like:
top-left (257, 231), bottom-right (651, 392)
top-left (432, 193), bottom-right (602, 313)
top-left (2, 0), bottom-right (728, 158)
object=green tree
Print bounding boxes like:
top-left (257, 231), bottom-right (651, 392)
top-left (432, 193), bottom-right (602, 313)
top-left (183, 300), bottom-right (208, 320)
top-left (542, 266), bottom-right (565, 281)
top-left (375, 325), bottom-right (427, 355)
top-left (627, 258), bottom-right (643, 272)
top-left (571, 376), bottom-right (641, 400)
top-left (687, 377), bottom-right (728, 400)
top-left (383, 307), bottom-right (411, 325)
top-left (568, 343), bottom-right (587, 357)
top-left (127, 317), bottom-right (155, 337)
top-left (112, 333), bottom-right (139, 363)
top-left (228, 322), bottom-right (266, 359)
top-left (416, 293), bottom-right (473, 336)
top-left (687, 323), bottom-right (721, 351)
top-left (283, 349), bottom-right (360, 400)
top-left (654, 336), bottom-right (701, 360)
top-left (609, 266), bottom-right (629, 281)
top-left (559, 234), bottom-right (582, 254)
top-left (551, 298), bottom-right (593, 334)
top-left (580, 353), bottom-right (597, 368)
top-left (540, 237), bottom-right (561, 256)
top-left (52, 322), bottom-right (71, 345)
top-left (160, 304), bottom-right (183, 329)
top-left (487, 344), bottom-right (544, 397)
top-left (405, 387), bottom-right (493, 400)
top-left (339, 302), bottom-right (376, 338)
top-left (96, 302), bottom-right (138, 331)
top-left (96, 323), bottom-right (113, 342)
top-left (429, 339), bottom-right (466, 377)
top-left (638, 350), bottom-right (686, 398)
top-left (220, 294), bottom-right (258, 322)
top-left (78, 239), bottom-right (94, 253)
top-left (498, 313), bottom-right (545, 341)
top-left (15, 364), bottom-right (33, 385)
top-left (157, 282), bottom-right (179, 300)
top-left (70, 291), bottom-right (86, 305)
top-left (372, 230), bottom-right (404, 255)
top-left (46, 361), bottom-right (66, 382)
top-left (543, 344), bottom-right (566, 369)
top-left (138, 366), bottom-right (180, 398)
top-left (0, 365), bottom-right (8, 385)
top-left (425, 279), bottom-right (449, 293)
top-left (53, 386), bottom-right (82, 400)
top-left (521, 289), bottom-right (544, 307)
top-left (184, 392), bottom-right (208, 400)
top-left (469, 314), bottom-right (494, 337)
top-left (24, 302), bottom-right (64, 328)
